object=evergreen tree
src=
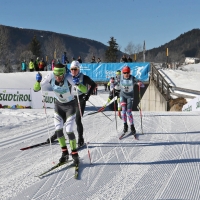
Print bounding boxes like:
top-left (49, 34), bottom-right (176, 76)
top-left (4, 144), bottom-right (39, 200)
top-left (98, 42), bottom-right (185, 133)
top-left (30, 35), bottom-right (41, 57)
top-left (105, 37), bottom-right (119, 62)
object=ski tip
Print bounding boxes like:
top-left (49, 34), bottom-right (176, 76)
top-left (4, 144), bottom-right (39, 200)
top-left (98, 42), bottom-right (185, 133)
top-left (34, 175), bottom-right (42, 179)
top-left (20, 147), bottom-right (29, 150)
top-left (119, 133), bottom-right (125, 140)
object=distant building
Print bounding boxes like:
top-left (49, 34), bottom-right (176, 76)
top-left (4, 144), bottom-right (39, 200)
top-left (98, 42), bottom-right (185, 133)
top-left (185, 57), bottom-right (200, 64)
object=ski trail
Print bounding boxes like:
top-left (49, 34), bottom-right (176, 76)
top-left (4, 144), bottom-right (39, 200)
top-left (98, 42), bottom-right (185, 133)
top-left (155, 115), bottom-right (189, 199)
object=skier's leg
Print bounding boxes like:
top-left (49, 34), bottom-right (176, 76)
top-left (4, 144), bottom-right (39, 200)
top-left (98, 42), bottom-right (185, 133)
top-left (120, 96), bottom-right (128, 133)
top-left (127, 98), bottom-right (136, 134)
top-left (75, 98), bottom-right (86, 146)
top-left (54, 112), bottom-right (69, 163)
top-left (64, 102), bottom-right (79, 164)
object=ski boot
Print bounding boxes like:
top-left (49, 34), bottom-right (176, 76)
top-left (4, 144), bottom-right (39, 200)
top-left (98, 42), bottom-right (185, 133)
top-left (130, 124), bottom-right (137, 139)
top-left (130, 124), bottom-right (136, 135)
top-left (78, 136), bottom-right (85, 147)
top-left (59, 148), bottom-right (69, 163)
top-left (71, 150), bottom-right (79, 165)
top-left (46, 132), bottom-right (57, 143)
top-left (123, 123), bottom-right (128, 133)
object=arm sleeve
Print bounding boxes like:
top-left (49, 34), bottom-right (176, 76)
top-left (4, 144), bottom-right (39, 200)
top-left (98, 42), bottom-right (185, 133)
top-left (132, 76), bottom-right (139, 84)
top-left (77, 84), bottom-right (87, 94)
top-left (40, 72), bottom-right (53, 87)
top-left (83, 75), bottom-right (96, 96)
top-left (108, 90), bottom-right (114, 100)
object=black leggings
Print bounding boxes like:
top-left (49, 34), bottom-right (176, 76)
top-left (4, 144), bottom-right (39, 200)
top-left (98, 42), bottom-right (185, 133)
top-left (75, 96), bottom-right (86, 138)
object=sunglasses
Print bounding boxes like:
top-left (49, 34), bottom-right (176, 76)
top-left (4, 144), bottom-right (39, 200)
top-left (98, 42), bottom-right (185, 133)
top-left (70, 68), bottom-right (78, 71)
top-left (123, 72), bottom-right (129, 74)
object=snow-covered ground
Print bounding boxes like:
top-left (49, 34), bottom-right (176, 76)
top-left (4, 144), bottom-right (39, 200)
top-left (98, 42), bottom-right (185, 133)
top-left (159, 68), bottom-right (200, 91)
top-left (1, 70), bottom-right (200, 199)
top-left (158, 63), bottom-right (200, 101)
top-left (180, 63), bottom-right (200, 72)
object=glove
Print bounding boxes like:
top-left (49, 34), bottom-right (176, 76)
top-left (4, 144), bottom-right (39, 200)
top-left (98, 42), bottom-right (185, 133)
top-left (36, 72), bottom-right (42, 82)
top-left (83, 94), bottom-right (89, 101)
top-left (137, 81), bottom-right (144, 88)
top-left (72, 76), bottom-right (79, 85)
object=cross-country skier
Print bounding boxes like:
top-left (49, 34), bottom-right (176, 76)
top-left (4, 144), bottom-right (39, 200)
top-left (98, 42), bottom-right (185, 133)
top-left (33, 63), bottom-right (88, 164)
top-left (47, 61), bottom-right (96, 147)
top-left (101, 70), bottom-right (121, 117)
top-left (119, 66), bottom-right (144, 135)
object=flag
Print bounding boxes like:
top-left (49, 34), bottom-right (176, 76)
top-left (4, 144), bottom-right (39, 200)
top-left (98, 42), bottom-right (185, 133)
top-left (143, 40), bottom-right (146, 62)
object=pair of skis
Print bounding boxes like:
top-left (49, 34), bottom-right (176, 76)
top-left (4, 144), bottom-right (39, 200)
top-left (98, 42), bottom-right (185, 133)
top-left (119, 132), bottom-right (139, 140)
top-left (36, 160), bottom-right (79, 179)
top-left (21, 141), bottom-right (87, 179)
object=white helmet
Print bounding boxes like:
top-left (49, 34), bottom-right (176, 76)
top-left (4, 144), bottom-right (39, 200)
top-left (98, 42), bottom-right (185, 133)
top-left (70, 61), bottom-right (80, 69)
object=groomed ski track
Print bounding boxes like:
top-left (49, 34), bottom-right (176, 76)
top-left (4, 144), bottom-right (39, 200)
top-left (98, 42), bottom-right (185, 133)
top-left (1, 89), bottom-right (200, 199)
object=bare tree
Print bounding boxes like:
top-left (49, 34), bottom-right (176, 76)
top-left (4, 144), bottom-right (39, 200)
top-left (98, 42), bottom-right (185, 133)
top-left (97, 49), bottom-right (106, 62)
top-left (43, 35), bottom-right (67, 62)
top-left (65, 48), bottom-right (74, 62)
top-left (0, 26), bottom-right (10, 66)
top-left (155, 52), bottom-right (165, 62)
top-left (2, 59), bottom-right (13, 73)
top-left (135, 44), bottom-right (142, 54)
top-left (124, 41), bottom-right (135, 55)
top-left (84, 47), bottom-right (98, 63)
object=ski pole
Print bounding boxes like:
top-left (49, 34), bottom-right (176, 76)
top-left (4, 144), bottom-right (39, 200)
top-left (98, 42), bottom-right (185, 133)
top-left (138, 84), bottom-right (143, 134)
top-left (75, 86), bottom-right (92, 164)
top-left (113, 89), bottom-right (118, 130)
top-left (40, 84), bottom-right (55, 163)
top-left (88, 100), bottom-right (112, 121)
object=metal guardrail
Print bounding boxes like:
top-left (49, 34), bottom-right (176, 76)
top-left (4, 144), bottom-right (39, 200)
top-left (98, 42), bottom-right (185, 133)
top-left (151, 65), bottom-right (171, 101)
top-left (151, 64), bottom-right (200, 100)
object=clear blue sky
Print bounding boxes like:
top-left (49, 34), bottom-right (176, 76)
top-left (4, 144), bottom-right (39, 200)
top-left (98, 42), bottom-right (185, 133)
top-left (0, 0), bottom-right (199, 51)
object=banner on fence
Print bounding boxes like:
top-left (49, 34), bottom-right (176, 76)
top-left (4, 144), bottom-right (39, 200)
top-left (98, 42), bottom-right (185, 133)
top-left (67, 62), bottom-right (150, 82)
top-left (31, 90), bottom-right (56, 109)
top-left (0, 88), bottom-right (32, 108)
top-left (182, 95), bottom-right (200, 111)
top-left (0, 89), bottom-right (56, 109)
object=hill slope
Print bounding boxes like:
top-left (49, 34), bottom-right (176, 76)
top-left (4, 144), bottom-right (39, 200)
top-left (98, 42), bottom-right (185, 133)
top-left (0, 24), bottom-right (109, 65)
top-left (1, 25), bottom-right (200, 65)
top-left (142, 29), bottom-right (200, 63)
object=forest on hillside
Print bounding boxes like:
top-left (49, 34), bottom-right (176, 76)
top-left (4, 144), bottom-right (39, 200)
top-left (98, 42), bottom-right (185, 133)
top-left (139, 29), bottom-right (200, 64)
top-left (0, 24), bottom-right (200, 72)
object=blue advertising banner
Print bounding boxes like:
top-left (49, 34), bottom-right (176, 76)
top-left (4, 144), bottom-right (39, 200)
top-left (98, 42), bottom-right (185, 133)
top-left (67, 62), bottom-right (150, 82)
